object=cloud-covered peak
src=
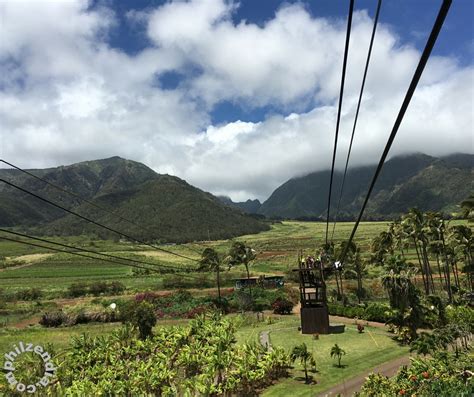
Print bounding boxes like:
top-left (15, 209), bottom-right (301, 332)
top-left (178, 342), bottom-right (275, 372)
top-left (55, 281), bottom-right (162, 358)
top-left (0, 0), bottom-right (472, 202)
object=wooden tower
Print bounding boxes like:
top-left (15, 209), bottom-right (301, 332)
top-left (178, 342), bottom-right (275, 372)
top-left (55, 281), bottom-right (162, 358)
top-left (295, 253), bottom-right (330, 334)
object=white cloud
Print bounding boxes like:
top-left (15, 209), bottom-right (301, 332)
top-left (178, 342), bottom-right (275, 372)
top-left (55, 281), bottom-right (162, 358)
top-left (0, 0), bottom-right (472, 203)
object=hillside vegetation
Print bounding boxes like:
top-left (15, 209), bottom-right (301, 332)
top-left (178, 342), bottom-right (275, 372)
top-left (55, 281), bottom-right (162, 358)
top-left (0, 157), bottom-right (269, 242)
top-left (259, 153), bottom-right (473, 219)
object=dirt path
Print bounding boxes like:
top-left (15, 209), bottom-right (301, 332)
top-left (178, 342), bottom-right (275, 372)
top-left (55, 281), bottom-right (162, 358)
top-left (13, 316), bottom-right (42, 329)
top-left (318, 354), bottom-right (412, 396)
top-left (328, 315), bottom-right (387, 330)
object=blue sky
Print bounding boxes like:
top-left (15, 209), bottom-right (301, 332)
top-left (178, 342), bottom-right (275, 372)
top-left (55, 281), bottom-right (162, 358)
top-left (0, 0), bottom-right (472, 200)
top-left (102, 0), bottom-right (474, 124)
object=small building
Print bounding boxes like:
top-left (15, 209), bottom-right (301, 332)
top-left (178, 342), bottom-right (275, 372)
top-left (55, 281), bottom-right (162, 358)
top-left (234, 275), bottom-right (284, 289)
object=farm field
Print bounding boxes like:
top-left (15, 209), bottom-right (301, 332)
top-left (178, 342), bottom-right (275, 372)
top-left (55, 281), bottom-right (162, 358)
top-left (2, 219), bottom-right (458, 294)
top-left (0, 219), bottom-right (472, 396)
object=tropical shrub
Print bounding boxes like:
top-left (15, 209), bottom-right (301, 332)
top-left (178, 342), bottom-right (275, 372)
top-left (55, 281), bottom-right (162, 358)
top-left (291, 343), bottom-right (315, 383)
top-left (358, 352), bottom-right (473, 397)
top-left (125, 301), bottom-right (157, 340)
top-left (67, 282), bottom-right (88, 297)
top-left (15, 288), bottom-right (43, 301)
top-left (327, 302), bottom-right (391, 323)
top-left (67, 281), bottom-right (126, 297)
top-left (88, 281), bottom-right (109, 296)
top-left (39, 310), bottom-right (68, 327)
top-left (330, 344), bottom-right (346, 368)
top-left (44, 315), bottom-right (290, 396)
top-left (272, 297), bottom-right (294, 314)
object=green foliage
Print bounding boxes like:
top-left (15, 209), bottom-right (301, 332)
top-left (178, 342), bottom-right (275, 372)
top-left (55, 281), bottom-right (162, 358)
top-left (67, 282), bottom-right (88, 297)
top-left (271, 297), bottom-right (294, 314)
top-left (290, 343), bottom-right (314, 383)
top-left (123, 301), bottom-right (157, 340)
top-left (409, 332), bottom-right (439, 356)
top-left (14, 287), bottom-right (43, 301)
top-left (330, 344), bottom-right (346, 368)
top-left (327, 302), bottom-right (391, 323)
top-left (44, 315), bottom-right (290, 396)
top-left (67, 281), bottom-right (126, 297)
top-left (358, 351), bottom-right (473, 397)
top-left (382, 269), bottom-right (424, 340)
top-left (259, 154), bottom-right (473, 219)
top-left (39, 310), bottom-right (68, 327)
top-left (0, 157), bottom-right (269, 242)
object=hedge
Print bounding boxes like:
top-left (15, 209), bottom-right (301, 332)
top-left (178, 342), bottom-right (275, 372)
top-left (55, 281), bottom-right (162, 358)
top-left (328, 302), bottom-right (391, 323)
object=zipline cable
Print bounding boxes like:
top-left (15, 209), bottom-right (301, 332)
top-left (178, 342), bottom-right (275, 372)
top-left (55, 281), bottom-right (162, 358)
top-left (330, 0), bottom-right (383, 241)
top-left (338, 0), bottom-right (452, 265)
top-left (0, 228), bottom-right (200, 276)
top-left (0, 177), bottom-right (199, 262)
top-left (325, 0), bottom-right (354, 245)
top-left (0, 159), bottom-right (203, 256)
top-left (0, 235), bottom-right (165, 275)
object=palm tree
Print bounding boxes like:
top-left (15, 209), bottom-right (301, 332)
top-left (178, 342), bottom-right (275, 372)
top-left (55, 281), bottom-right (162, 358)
top-left (290, 343), bottom-right (314, 383)
top-left (382, 269), bottom-right (423, 340)
top-left (343, 243), bottom-right (366, 303)
top-left (447, 224), bottom-right (474, 292)
top-left (390, 221), bottom-right (408, 258)
top-left (460, 194), bottom-right (474, 222)
top-left (425, 212), bottom-right (449, 293)
top-left (227, 241), bottom-right (256, 298)
top-left (370, 231), bottom-right (394, 266)
top-left (199, 247), bottom-right (223, 304)
top-left (330, 344), bottom-right (346, 367)
top-left (321, 242), bottom-right (341, 299)
top-left (402, 209), bottom-right (435, 295)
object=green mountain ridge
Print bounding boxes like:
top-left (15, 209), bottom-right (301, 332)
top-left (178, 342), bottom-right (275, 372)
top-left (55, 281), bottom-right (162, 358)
top-left (0, 157), bottom-right (269, 242)
top-left (258, 153), bottom-right (473, 219)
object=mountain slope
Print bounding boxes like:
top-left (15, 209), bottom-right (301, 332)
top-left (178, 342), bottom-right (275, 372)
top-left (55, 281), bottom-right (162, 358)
top-left (218, 196), bottom-right (262, 214)
top-left (0, 157), bottom-right (269, 242)
top-left (259, 153), bottom-right (473, 219)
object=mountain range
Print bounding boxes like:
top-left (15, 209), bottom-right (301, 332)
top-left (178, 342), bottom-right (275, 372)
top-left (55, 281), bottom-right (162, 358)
top-left (0, 157), bottom-right (269, 242)
top-left (0, 153), bottom-right (471, 242)
top-left (222, 153), bottom-right (473, 220)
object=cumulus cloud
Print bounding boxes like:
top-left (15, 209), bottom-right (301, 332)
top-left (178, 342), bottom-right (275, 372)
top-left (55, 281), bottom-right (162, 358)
top-left (0, 0), bottom-right (472, 202)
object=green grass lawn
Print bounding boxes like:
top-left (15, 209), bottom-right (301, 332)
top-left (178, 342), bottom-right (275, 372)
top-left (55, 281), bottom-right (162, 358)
top-left (235, 315), bottom-right (409, 396)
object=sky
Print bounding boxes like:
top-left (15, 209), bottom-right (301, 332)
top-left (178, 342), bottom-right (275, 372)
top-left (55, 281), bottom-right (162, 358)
top-left (0, 0), bottom-right (473, 202)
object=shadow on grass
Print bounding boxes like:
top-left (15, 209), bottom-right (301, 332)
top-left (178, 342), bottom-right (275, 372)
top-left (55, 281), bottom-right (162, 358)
top-left (294, 376), bottom-right (317, 385)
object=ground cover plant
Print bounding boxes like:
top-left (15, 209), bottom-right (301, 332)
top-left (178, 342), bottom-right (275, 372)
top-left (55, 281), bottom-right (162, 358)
top-left (358, 351), bottom-right (473, 397)
top-left (42, 314), bottom-right (290, 396)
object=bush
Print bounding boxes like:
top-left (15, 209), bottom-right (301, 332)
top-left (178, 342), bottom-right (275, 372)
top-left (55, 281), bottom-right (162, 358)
top-left (39, 311), bottom-right (69, 327)
top-left (359, 351), bottom-right (473, 396)
top-left (68, 282), bottom-right (88, 298)
top-left (162, 274), bottom-right (214, 289)
top-left (89, 281), bottom-right (109, 296)
top-left (132, 302), bottom-right (157, 340)
top-left (109, 281), bottom-right (126, 295)
top-left (15, 288), bottom-right (43, 301)
top-left (272, 298), bottom-right (294, 314)
top-left (328, 302), bottom-right (391, 323)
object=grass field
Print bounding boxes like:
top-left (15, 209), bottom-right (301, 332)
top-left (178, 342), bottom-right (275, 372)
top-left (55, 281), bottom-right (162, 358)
top-left (1, 219), bottom-right (467, 295)
top-left (0, 221), bottom-right (392, 292)
top-left (236, 315), bottom-right (409, 396)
